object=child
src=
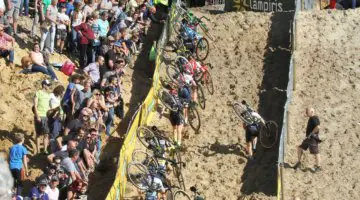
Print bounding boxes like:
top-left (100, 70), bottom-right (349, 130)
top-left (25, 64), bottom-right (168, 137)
top-left (9, 133), bottom-right (29, 196)
top-left (57, 4), bottom-right (70, 53)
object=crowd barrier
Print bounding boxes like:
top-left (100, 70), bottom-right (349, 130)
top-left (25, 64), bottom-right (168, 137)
top-left (276, 0), bottom-right (300, 199)
top-left (105, 2), bottom-right (177, 200)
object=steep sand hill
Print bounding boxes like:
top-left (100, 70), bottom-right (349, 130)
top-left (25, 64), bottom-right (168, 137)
top-left (147, 10), bottom-right (292, 199)
top-left (284, 9), bottom-right (360, 200)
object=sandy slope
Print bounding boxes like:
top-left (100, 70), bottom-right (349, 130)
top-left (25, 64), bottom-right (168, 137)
top-left (284, 9), bottom-right (360, 200)
top-left (147, 10), bottom-right (288, 199)
top-left (0, 16), bottom-right (152, 197)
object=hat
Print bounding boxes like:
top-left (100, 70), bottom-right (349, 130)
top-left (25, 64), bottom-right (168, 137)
top-left (51, 175), bottom-right (59, 182)
top-left (41, 79), bottom-right (51, 86)
top-left (38, 178), bottom-right (48, 185)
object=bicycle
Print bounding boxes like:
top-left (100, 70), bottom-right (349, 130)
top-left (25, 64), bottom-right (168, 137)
top-left (127, 161), bottom-right (174, 199)
top-left (158, 79), bottom-right (202, 132)
top-left (232, 101), bottom-right (279, 148)
top-left (173, 186), bottom-right (205, 200)
top-left (175, 24), bottom-right (210, 61)
top-left (166, 56), bottom-right (206, 110)
top-left (193, 62), bottom-right (214, 95)
top-left (130, 148), bottom-right (186, 190)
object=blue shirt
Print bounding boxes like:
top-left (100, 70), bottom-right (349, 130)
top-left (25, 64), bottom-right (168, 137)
top-left (62, 82), bottom-right (75, 105)
top-left (29, 187), bottom-right (49, 200)
top-left (9, 144), bottom-right (28, 170)
top-left (65, 3), bottom-right (74, 16)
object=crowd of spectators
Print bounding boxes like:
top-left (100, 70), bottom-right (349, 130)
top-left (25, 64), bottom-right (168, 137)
top-left (4, 0), bottom-right (171, 199)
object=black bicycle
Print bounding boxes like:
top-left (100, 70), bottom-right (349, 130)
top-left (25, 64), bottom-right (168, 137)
top-left (232, 101), bottom-right (278, 148)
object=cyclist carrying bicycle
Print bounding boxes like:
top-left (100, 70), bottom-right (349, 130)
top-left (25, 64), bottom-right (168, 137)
top-left (165, 82), bottom-right (186, 146)
top-left (241, 100), bottom-right (265, 160)
top-left (144, 175), bottom-right (167, 200)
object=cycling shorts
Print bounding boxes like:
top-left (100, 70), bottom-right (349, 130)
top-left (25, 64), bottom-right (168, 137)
top-left (245, 124), bottom-right (259, 142)
top-left (179, 86), bottom-right (191, 104)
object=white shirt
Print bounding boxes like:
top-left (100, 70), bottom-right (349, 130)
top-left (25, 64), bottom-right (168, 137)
top-left (0, 0), bottom-right (5, 10)
top-left (57, 13), bottom-right (70, 30)
top-left (45, 186), bottom-right (59, 200)
top-left (49, 93), bottom-right (61, 109)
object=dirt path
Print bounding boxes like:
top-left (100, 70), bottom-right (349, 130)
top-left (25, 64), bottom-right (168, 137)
top-left (284, 9), bottom-right (360, 200)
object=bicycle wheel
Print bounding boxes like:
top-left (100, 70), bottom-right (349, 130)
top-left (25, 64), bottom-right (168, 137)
top-left (173, 190), bottom-right (191, 200)
top-left (174, 56), bottom-right (191, 73)
top-left (166, 64), bottom-right (182, 83)
top-left (188, 106), bottom-right (201, 131)
top-left (232, 102), bottom-right (255, 125)
top-left (197, 85), bottom-right (206, 110)
top-left (132, 149), bottom-right (159, 170)
top-left (137, 126), bottom-right (155, 148)
top-left (204, 70), bottom-right (214, 95)
top-left (259, 121), bottom-right (279, 149)
top-left (172, 151), bottom-right (185, 190)
top-left (195, 37), bottom-right (210, 61)
top-left (158, 88), bottom-right (179, 112)
top-left (127, 162), bottom-right (151, 191)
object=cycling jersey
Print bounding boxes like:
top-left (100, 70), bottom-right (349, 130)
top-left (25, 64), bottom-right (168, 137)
top-left (145, 176), bottom-right (166, 200)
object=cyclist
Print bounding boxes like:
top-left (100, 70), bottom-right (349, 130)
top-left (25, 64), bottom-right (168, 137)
top-left (166, 82), bottom-right (185, 146)
top-left (144, 175), bottom-right (167, 200)
top-left (241, 100), bottom-right (265, 160)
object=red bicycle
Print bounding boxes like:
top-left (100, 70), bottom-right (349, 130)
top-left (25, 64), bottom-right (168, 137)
top-left (193, 62), bottom-right (214, 95)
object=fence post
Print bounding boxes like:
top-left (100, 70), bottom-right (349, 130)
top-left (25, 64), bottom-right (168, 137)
top-left (286, 110), bottom-right (290, 145)
top-left (280, 163), bottom-right (285, 200)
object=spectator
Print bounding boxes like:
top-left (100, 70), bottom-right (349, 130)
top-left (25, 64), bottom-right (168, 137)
top-left (62, 74), bottom-right (85, 118)
top-left (19, 0), bottom-right (29, 17)
top-left (48, 85), bottom-right (65, 152)
top-left (0, 24), bottom-right (15, 68)
top-left (60, 149), bottom-right (85, 186)
top-left (5, 0), bottom-right (21, 35)
top-left (28, 43), bottom-right (59, 81)
top-left (74, 16), bottom-right (95, 68)
top-left (70, 1), bottom-right (85, 53)
top-left (84, 56), bottom-right (104, 87)
top-left (56, 4), bottom-right (70, 53)
top-left (65, 0), bottom-right (74, 16)
top-left (45, 175), bottom-right (60, 200)
top-left (47, 140), bottom-right (77, 162)
top-left (100, 60), bottom-right (126, 88)
top-left (294, 107), bottom-right (322, 172)
top-left (0, 8), bottom-right (11, 34)
top-left (33, 80), bottom-right (51, 154)
top-left (9, 133), bottom-right (29, 196)
top-left (96, 11), bottom-right (109, 39)
top-left (31, 0), bottom-right (44, 38)
top-left (40, 0), bottom-right (58, 54)
top-left (29, 178), bottom-right (49, 200)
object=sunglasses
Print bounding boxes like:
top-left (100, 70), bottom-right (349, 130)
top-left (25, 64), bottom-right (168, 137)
top-left (0, 29), bottom-right (3, 32)
top-left (95, 93), bottom-right (101, 96)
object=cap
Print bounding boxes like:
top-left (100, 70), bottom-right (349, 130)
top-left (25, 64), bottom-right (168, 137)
top-left (60, 3), bottom-right (66, 8)
top-left (38, 178), bottom-right (48, 185)
top-left (41, 79), bottom-right (51, 86)
top-left (51, 175), bottom-right (59, 182)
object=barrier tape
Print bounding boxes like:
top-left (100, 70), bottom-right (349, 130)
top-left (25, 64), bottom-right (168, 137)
top-left (105, 2), bottom-right (177, 200)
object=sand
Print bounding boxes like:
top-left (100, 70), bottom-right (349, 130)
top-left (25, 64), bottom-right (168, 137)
top-left (284, 9), bottom-right (360, 200)
top-left (0, 15), bottom-right (156, 198)
top-left (142, 9), bottom-right (294, 199)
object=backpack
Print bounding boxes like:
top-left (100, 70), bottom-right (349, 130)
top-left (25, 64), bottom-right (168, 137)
top-left (61, 60), bottom-right (76, 76)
